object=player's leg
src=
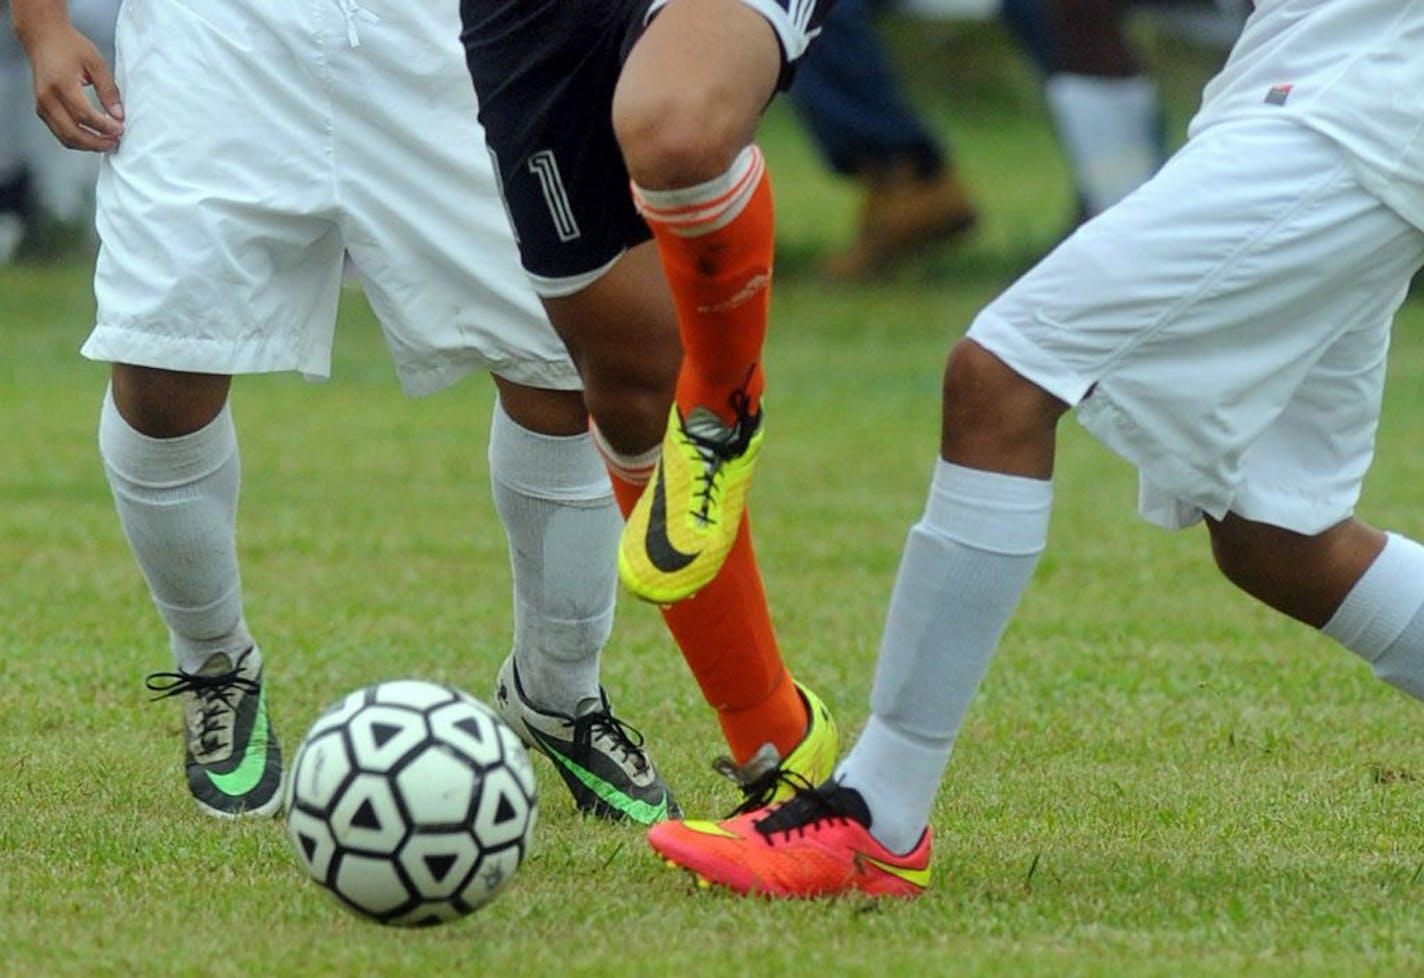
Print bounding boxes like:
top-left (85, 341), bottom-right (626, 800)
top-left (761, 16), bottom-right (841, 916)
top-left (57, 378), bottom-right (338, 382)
top-left (1208, 517), bottom-right (1387, 629)
top-left (84, 0), bottom-right (358, 818)
top-left (610, 0), bottom-right (827, 603)
top-left (461, 0), bottom-right (835, 810)
top-left (648, 105), bottom-right (1200, 892)
top-left (647, 337), bottom-right (1058, 897)
top-left (481, 377), bottom-right (679, 823)
top-left (544, 245), bottom-right (836, 806)
top-left (1209, 516), bottom-right (1424, 697)
top-left (486, 379), bottom-right (614, 718)
top-left (648, 117), bottom-right (1415, 898)
top-left (342, 0), bottom-right (682, 823)
top-left (100, 364), bottom-right (283, 818)
top-left (1201, 292), bottom-right (1424, 700)
top-left (863, 119), bottom-right (1424, 866)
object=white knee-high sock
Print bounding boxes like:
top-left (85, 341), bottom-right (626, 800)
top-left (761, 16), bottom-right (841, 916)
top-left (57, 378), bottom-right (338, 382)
top-left (489, 398), bottom-right (620, 716)
top-left (99, 386), bottom-right (253, 673)
top-left (838, 460), bottom-right (1052, 854)
top-left (1323, 533), bottom-right (1424, 699)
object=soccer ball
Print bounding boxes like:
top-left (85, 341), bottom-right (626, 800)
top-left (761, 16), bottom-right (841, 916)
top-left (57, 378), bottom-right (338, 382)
top-left (284, 679), bottom-right (537, 926)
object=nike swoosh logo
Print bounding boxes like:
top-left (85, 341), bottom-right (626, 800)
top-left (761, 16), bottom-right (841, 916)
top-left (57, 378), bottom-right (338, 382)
top-left (205, 683), bottom-right (272, 797)
top-left (528, 727), bottom-right (671, 824)
top-left (860, 852), bottom-right (932, 889)
top-left (679, 820), bottom-right (742, 839)
top-left (643, 463), bottom-right (699, 573)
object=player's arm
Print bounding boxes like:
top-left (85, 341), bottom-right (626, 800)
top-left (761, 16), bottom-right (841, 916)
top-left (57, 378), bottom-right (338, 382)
top-left (10, 0), bottom-right (123, 152)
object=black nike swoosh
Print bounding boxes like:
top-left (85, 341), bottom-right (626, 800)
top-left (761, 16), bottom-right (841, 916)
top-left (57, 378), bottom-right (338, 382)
top-left (644, 463), bottom-right (700, 573)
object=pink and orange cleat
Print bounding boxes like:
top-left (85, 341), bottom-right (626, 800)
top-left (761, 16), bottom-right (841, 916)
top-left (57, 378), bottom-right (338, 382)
top-left (648, 782), bottom-right (931, 899)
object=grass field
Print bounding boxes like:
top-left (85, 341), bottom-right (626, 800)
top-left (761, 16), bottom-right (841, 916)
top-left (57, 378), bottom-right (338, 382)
top-left (6, 20), bottom-right (1424, 978)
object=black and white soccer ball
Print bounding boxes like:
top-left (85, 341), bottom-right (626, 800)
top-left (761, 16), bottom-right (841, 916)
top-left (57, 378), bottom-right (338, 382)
top-left (285, 679), bottom-right (537, 926)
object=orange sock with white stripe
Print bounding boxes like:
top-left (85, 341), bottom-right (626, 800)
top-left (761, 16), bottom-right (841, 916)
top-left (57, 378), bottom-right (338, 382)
top-left (632, 145), bottom-right (773, 426)
top-left (592, 423), bottom-right (807, 764)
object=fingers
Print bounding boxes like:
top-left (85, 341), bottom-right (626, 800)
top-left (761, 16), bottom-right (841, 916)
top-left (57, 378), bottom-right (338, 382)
top-left (87, 59), bottom-right (125, 127)
top-left (44, 96), bottom-right (124, 152)
top-left (38, 92), bottom-right (123, 152)
top-left (31, 39), bottom-right (124, 152)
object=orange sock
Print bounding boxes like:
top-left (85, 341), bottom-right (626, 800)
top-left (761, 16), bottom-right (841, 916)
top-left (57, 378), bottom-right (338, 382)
top-left (593, 423), bottom-right (807, 764)
top-left (632, 145), bottom-right (773, 426)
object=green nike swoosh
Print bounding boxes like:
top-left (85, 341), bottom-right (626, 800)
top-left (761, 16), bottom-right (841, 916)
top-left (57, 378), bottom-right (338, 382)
top-left (205, 683), bottom-right (272, 798)
top-left (528, 728), bottom-right (670, 824)
top-left (643, 463), bottom-right (699, 574)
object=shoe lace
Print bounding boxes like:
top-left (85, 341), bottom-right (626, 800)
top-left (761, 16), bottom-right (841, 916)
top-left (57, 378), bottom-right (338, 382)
top-left (144, 654), bottom-right (258, 756)
top-left (572, 709), bottom-right (651, 777)
top-left (713, 743), bottom-right (816, 817)
top-left (682, 389), bottom-right (760, 527)
top-left (749, 782), bottom-right (868, 842)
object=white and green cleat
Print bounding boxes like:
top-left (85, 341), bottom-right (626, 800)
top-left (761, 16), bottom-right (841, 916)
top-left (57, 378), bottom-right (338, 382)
top-left (493, 654), bottom-right (678, 825)
top-left (146, 647), bottom-right (283, 818)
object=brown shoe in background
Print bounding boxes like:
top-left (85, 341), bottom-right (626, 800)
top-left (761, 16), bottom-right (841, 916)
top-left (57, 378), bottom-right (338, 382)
top-left (823, 162), bottom-right (978, 282)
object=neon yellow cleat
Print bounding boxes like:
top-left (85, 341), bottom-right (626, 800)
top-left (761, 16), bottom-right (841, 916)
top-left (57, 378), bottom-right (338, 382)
top-left (714, 681), bottom-right (838, 814)
top-left (618, 402), bottom-right (764, 604)
top-left (771, 682), bottom-right (837, 802)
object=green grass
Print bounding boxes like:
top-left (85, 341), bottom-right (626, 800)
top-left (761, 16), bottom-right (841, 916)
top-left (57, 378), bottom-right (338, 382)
top-left (5, 21), bottom-right (1424, 978)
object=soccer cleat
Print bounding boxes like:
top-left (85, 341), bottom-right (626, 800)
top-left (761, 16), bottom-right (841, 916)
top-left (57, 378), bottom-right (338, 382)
top-left (618, 398), bottom-right (764, 605)
top-left (648, 782), bottom-right (931, 899)
top-left (715, 681), bottom-right (838, 814)
top-left (144, 647), bottom-right (284, 818)
top-left (493, 654), bottom-right (679, 825)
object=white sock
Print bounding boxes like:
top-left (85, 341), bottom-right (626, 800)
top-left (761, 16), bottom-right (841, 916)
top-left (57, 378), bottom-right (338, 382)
top-left (98, 386), bottom-right (253, 673)
top-left (489, 398), bottom-right (620, 716)
top-left (1043, 73), bottom-right (1163, 217)
top-left (1322, 533), bottom-right (1424, 700)
top-left (838, 460), bottom-right (1052, 854)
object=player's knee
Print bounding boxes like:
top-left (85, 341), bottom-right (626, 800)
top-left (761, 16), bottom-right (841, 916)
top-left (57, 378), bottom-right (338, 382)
top-left (108, 363), bottom-right (231, 438)
top-left (582, 382), bottom-right (673, 456)
top-left (942, 339), bottom-right (1063, 443)
top-left (612, 86), bottom-right (745, 187)
top-left (1206, 516), bottom-right (1308, 608)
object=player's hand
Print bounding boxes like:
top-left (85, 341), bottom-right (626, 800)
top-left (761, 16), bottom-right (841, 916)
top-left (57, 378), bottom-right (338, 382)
top-left (21, 21), bottom-right (124, 152)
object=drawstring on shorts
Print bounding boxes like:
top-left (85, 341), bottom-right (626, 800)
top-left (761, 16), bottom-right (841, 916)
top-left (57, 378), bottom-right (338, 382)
top-left (336, 0), bottom-right (379, 46)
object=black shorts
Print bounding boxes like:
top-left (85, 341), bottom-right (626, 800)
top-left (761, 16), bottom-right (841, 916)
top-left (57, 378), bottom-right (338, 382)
top-left (460, 0), bottom-right (832, 291)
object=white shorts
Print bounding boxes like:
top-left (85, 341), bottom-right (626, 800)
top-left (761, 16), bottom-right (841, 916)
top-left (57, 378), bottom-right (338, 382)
top-left (83, 0), bottom-right (579, 397)
top-left (967, 119), bottom-right (1424, 534)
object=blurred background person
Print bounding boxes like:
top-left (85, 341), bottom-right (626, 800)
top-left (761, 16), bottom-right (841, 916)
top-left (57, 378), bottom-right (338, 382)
top-left (789, 0), bottom-right (1248, 280)
top-left (787, 0), bottom-right (980, 282)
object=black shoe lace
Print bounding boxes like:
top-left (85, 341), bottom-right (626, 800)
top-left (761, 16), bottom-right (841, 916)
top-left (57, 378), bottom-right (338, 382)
top-left (683, 388), bottom-right (761, 526)
top-left (750, 782), bottom-right (870, 842)
top-left (144, 654), bottom-right (258, 755)
top-left (713, 744), bottom-right (816, 817)
top-left (572, 710), bottom-right (650, 776)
